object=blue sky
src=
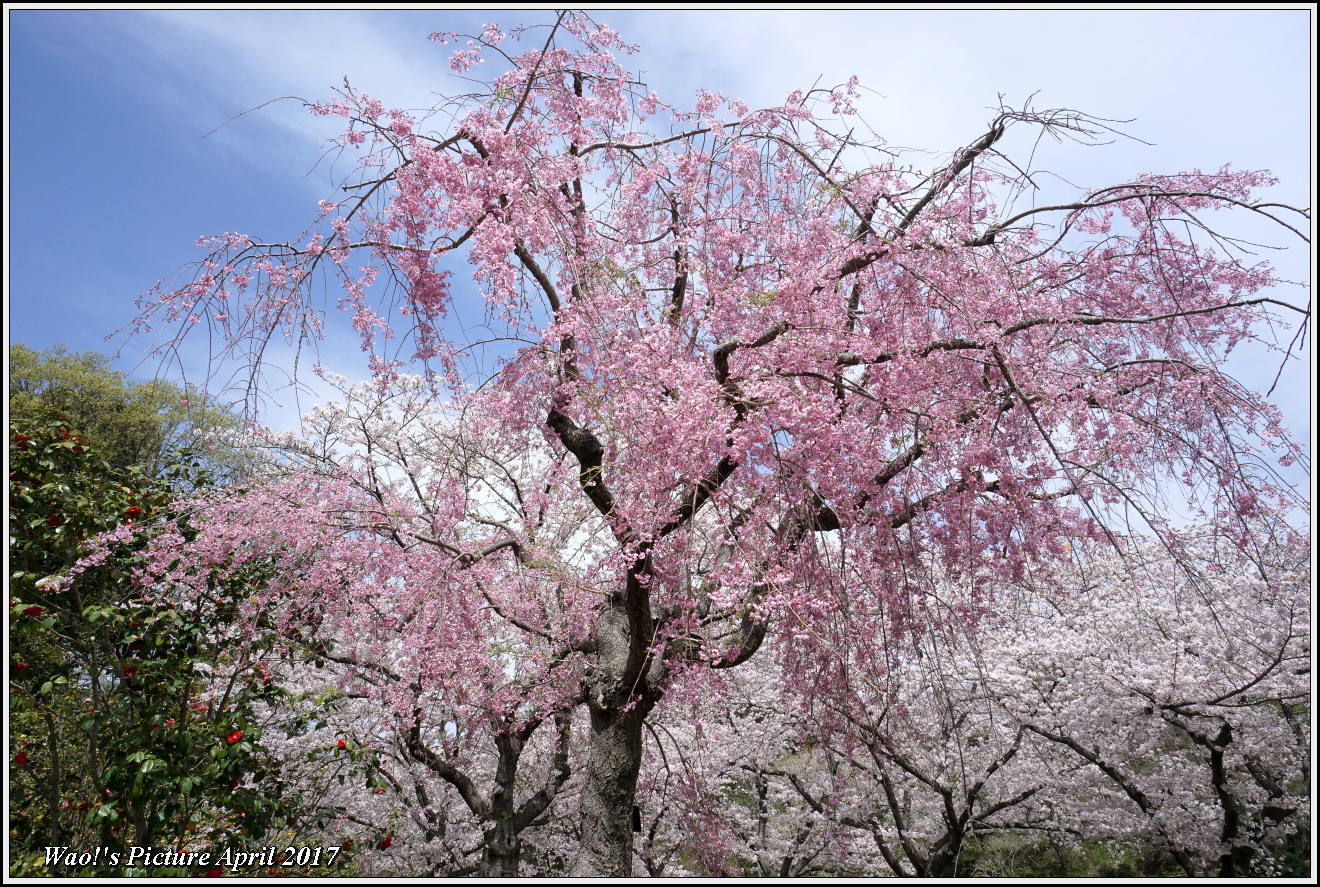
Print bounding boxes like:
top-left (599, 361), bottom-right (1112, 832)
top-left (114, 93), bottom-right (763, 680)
top-left (6, 8), bottom-right (1311, 461)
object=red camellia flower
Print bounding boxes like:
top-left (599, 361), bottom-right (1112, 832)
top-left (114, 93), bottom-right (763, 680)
top-left (46, 514), bottom-right (63, 527)
top-left (15, 661), bottom-right (29, 673)
top-left (14, 752), bottom-right (30, 766)
top-left (378, 836), bottom-right (392, 850)
top-left (205, 867), bottom-right (223, 877)
top-left (124, 505), bottom-right (143, 519)
top-left (226, 730), bottom-right (243, 744)
top-left (337, 739), bottom-right (347, 750)
top-left (231, 779), bottom-right (239, 789)
top-left (122, 666), bottom-right (136, 678)
top-left (23, 605), bottom-right (43, 618)
top-left (13, 433), bottom-right (29, 450)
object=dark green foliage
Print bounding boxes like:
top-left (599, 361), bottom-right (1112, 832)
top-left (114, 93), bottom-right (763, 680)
top-left (7, 351), bottom-right (336, 876)
top-left (7, 420), bottom-right (319, 875)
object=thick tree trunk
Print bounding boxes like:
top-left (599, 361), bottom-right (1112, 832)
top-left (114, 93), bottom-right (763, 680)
top-left (570, 700), bottom-right (652, 876)
top-left (926, 829), bottom-right (964, 878)
top-left (480, 730), bottom-right (523, 877)
top-left (480, 823), bottom-right (521, 878)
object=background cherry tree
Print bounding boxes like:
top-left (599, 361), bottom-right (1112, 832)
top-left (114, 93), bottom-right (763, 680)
top-left (625, 527), bottom-right (1308, 877)
top-left (125, 12), bottom-right (1308, 875)
top-left (126, 373), bottom-right (589, 876)
top-left (988, 528), bottom-right (1310, 877)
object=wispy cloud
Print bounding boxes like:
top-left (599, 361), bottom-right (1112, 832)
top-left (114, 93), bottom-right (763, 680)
top-left (56, 10), bottom-right (480, 190)
top-left (14, 9), bottom-right (1306, 439)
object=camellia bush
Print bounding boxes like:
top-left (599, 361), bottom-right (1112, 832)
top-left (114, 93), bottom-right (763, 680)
top-left (123, 12), bottom-right (1307, 876)
top-left (8, 419), bottom-right (333, 876)
top-left (7, 350), bottom-right (349, 877)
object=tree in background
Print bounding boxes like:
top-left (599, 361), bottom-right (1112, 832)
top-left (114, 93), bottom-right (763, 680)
top-left (9, 345), bottom-right (239, 476)
top-left (988, 530), bottom-right (1310, 877)
top-left (130, 374), bottom-right (582, 876)
top-left (630, 529), bottom-right (1308, 877)
top-left (127, 12), bottom-right (1307, 875)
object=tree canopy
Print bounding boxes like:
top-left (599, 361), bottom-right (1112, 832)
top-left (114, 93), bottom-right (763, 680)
top-left (9, 344), bottom-right (239, 476)
top-left (113, 12), bottom-right (1308, 877)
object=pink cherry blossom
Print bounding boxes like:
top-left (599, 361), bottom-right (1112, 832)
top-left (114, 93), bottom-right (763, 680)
top-left (123, 13), bottom-right (1307, 877)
